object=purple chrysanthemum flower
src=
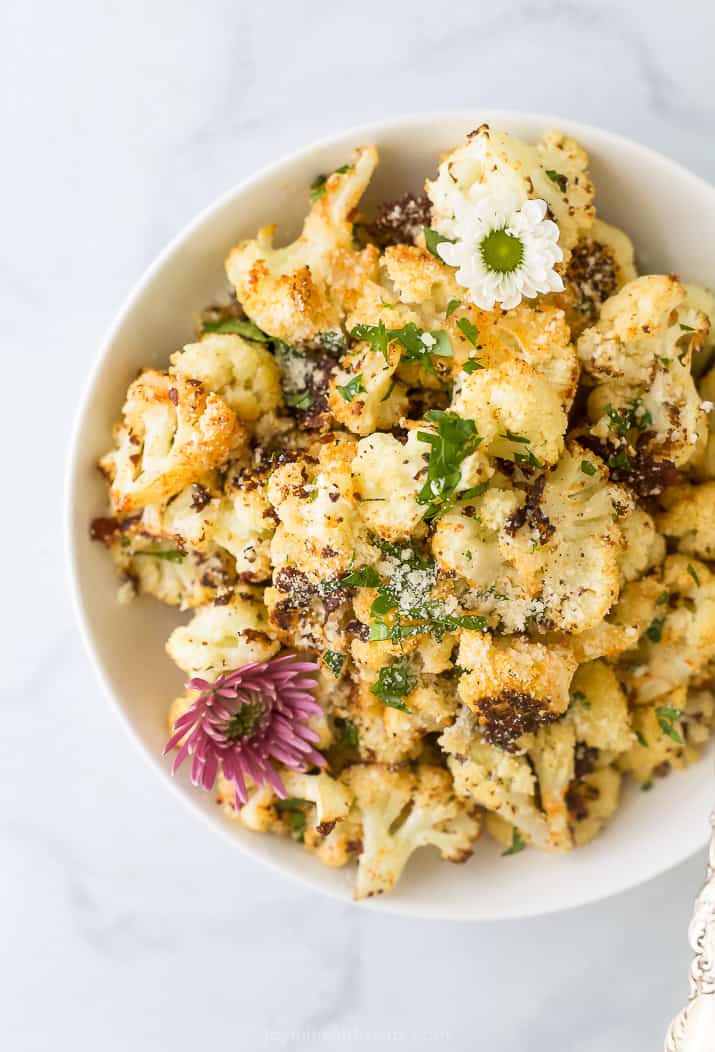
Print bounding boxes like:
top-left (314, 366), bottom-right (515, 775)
top-left (164, 654), bottom-right (324, 807)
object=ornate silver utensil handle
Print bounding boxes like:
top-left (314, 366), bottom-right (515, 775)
top-left (666, 809), bottom-right (715, 1050)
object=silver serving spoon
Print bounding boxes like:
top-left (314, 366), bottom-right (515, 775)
top-left (666, 809), bottom-right (715, 1049)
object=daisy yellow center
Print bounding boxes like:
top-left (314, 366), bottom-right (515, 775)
top-left (223, 699), bottom-right (266, 741)
top-left (480, 228), bottom-right (524, 274)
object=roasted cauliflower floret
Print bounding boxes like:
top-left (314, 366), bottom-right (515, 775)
top-left (619, 687), bottom-right (698, 785)
top-left (328, 340), bottom-right (407, 436)
top-left (211, 475), bottom-right (275, 581)
top-left (427, 125), bottom-right (594, 261)
top-left (693, 364), bottom-right (715, 480)
top-left (568, 766), bottom-right (622, 846)
top-left (170, 333), bottom-right (282, 422)
top-left (685, 283), bottom-right (715, 379)
top-left (657, 482), bottom-right (715, 561)
top-left (226, 147), bottom-right (379, 342)
top-left (351, 430), bottom-right (427, 540)
top-left (342, 763), bottom-right (480, 899)
top-left (529, 720), bottom-right (576, 850)
top-left (165, 588), bottom-right (279, 677)
top-left (440, 708), bottom-right (550, 848)
top-left (456, 631), bottom-right (577, 750)
top-left (618, 506), bottom-right (666, 583)
top-left (568, 660), bottom-right (634, 753)
top-left (452, 358), bottom-right (567, 467)
top-left (267, 438), bottom-right (375, 579)
top-left (100, 371), bottom-right (245, 513)
top-left (534, 445), bottom-right (630, 632)
top-left (138, 479), bottom-right (222, 549)
top-left (619, 556), bottom-right (715, 703)
top-left (548, 218), bottom-right (637, 337)
top-left (578, 275), bottom-right (708, 476)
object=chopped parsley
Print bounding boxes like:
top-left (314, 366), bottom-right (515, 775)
top-left (641, 781), bottom-right (653, 792)
top-left (416, 410), bottom-right (482, 521)
top-left (645, 616), bottom-right (665, 644)
top-left (350, 321), bottom-right (452, 374)
top-left (580, 460), bottom-right (597, 476)
top-left (656, 590), bottom-right (670, 606)
top-left (370, 658), bottom-right (416, 712)
top-left (274, 798), bottom-right (309, 840)
top-left (605, 400), bottom-right (652, 434)
top-left (679, 323), bottom-right (695, 332)
top-left (322, 650), bottom-right (346, 677)
top-left (502, 430), bottom-right (530, 444)
top-left (336, 373), bottom-right (365, 402)
top-left (608, 450), bottom-right (632, 472)
top-left (456, 317), bottom-right (479, 346)
top-left (446, 298), bottom-right (462, 317)
top-left (424, 226), bottom-right (456, 259)
top-left (202, 318), bottom-right (269, 342)
top-left (545, 169), bottom-right (568, 192)
top-left (310, 164), bottom-right (350, 202)
top-left (333, 717), bottom-right (359, 749)
top-left (286, 391), bottom-right (313, 411)
top-left (502, 828), bottom-right (526, 856)
top-left (134, 548), bottom-right (184, 563)
top-left (635, 730), bottom-right (648, 747)
top-left (655, 704), bottom-right (684, 745)
top-left (687, 563), bottom-right (701, 587)
top-left (462, 357), bottom-right (484, 373)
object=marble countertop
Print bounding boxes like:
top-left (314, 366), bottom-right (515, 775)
top-left (3, 0), bottom-right (715, 1048)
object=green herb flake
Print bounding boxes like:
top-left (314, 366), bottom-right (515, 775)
top-left (134, 548), bottom-right (184, 563)
top-left (202, 318), bottom-right (269, 342)
top-left (274, 798), bottom-right (309, 841)
top-left (334, 717), bottom-right (359, 749)
top-left (456, 317), bottom-right (479, 346)
top-left (286, 391), bottom-right (313, 411)
top-left (424, 226), bottom-right (456, 259)
top-left (310, 174), bottom-right (328, 202)
top-left (655, 704), bottom-right (685, 745)
top-left (679, 323), bottom-right (695, 332)
top-left (336, 373), bottom-right (366, 402)
top-left (462, 357), bottom-right (484, 373)
top-left (687, 563), bottom-right (701, 587)
top-left (370, 658), bottom-right (416, 712)
top-left (446, 299), bottom-right (462, 317)
top-left (350, 321), bottom-right (452, 374)
top-left (646, 616), bottom-right (665, 644)
top-left (342, 564), bottom-right (381, 589)
top-left (655, 591), bottom-right (670, 606)
top-left (635, 730), bottom-right (648, 748)
top-left (608, 450), bottom-right (632, 472)
top-left (580, 460), bottom-right (597, 476)
top-left (641, 781), bottom-right (653, 792)
top-left (502, 828), bottom-right (526, 856)
top-left (416, 410), bottom-right (482, 521)
top-left (322, 650), bottom-right (346, 677)
top-left (545, 169), bottom-right (568, 192)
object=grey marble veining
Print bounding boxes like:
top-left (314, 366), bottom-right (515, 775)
top-left (2, 0), bottom-right (714, 1048)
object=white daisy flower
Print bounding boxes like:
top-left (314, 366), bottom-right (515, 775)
top-left (437, 194), bottom-right (565, 311)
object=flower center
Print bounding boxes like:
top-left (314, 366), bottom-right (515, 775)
top-left (223, 698), bottom-right (266, 741)
top-left (480, 228), bottom-right (524, 274)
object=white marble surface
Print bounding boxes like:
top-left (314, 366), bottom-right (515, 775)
top-left (3, 0), bottom-right (715, 1048)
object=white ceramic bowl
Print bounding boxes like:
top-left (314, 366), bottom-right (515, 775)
top-left (67, 111), bottom-right (715, 919)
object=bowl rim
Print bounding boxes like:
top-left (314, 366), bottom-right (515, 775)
top-left (66, 109), bottom-right (715, 919)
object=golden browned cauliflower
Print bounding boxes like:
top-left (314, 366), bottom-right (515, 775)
top-left (226, 147), bottom-right (379, 342)
top-left (657, 482), bottom-right (715, 561)
top-left (341, 763), bottom-right (480, 899)
top-left (100, 371), bottom-right (245, 512)
top-left (170, 332), bottom-right (283, 422)
top-left (578, 275), bottom-right (709, 483)
top-left (427, 125), bottom-right (594, 261)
